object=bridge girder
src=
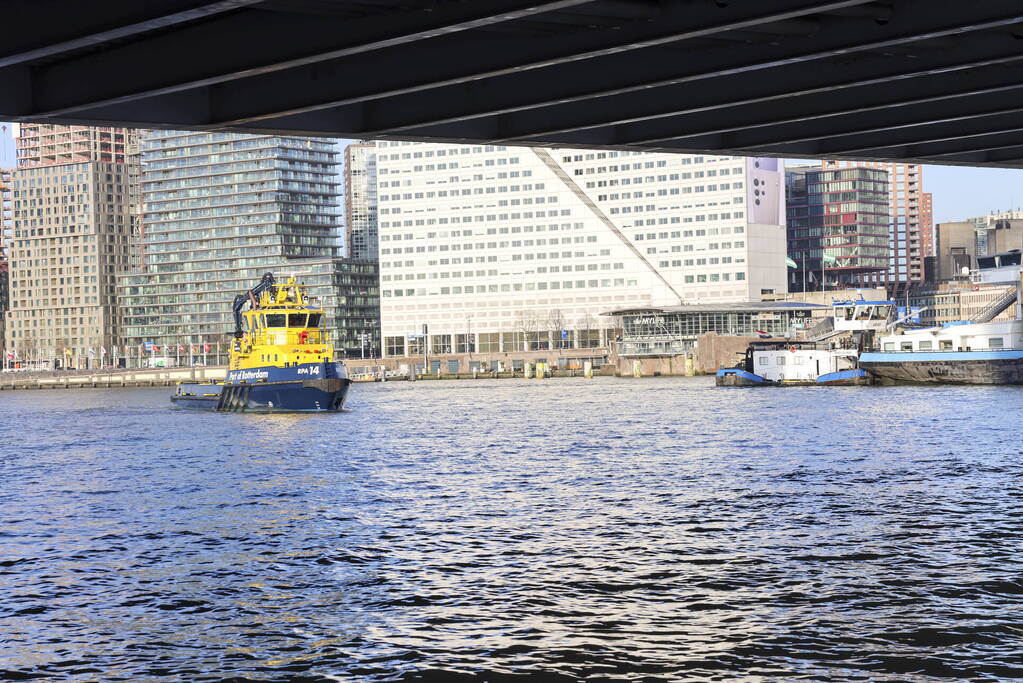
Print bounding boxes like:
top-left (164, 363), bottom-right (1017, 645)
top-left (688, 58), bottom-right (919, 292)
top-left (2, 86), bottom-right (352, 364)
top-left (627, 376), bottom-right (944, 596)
top-left (2, 0), bottom-right (1023, 167)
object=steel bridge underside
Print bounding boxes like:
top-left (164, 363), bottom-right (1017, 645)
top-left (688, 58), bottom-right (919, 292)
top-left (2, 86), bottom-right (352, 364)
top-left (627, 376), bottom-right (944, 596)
top-left (4, 0), bottom-right (1023, 167)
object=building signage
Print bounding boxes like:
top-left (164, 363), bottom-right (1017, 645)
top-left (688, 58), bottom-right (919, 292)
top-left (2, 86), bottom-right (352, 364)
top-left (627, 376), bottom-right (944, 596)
top-left (746, 157), bottom-right (786, 226)
top-left (227, 369), bottom-right (270, 382)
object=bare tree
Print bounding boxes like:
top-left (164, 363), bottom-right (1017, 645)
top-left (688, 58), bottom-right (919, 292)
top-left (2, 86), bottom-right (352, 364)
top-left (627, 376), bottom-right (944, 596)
top-left (576, 310), bottom-right (596, 348)
top-left (547, 308), bottom-right (567, 349)
top-left (514, 309), bottom-right (543, 351)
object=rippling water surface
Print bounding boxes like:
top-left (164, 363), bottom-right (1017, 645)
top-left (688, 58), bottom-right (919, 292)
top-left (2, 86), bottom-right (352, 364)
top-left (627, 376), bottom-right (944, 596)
top-left (2, 377), bottom-right (1023, 681)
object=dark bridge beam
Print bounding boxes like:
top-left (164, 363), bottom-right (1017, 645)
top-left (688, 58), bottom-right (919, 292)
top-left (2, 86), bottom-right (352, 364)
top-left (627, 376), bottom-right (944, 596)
top-left (924, 142), bottom-right (1023, 165)
top-left (14, 0), bottom-right (594, 117)
top-left (828, 122), bottom-right (1023, 158)
top-left (324, 0), bottom-right (1023, 137)
top-left (698, 69), bottom-right (1023, 153)
top-left (0, 0), bottom-right (260, 68)
top-left (623, 63), bottom-right (1023, 154)
top-left (22, 0), bottom-right (875, 125)
top-left (5, 1), bottom-right (1023, 168)
top-left (394, 33), bottom-right (1023, 148)
top-left (784, 109), bottom-right (1023, 157)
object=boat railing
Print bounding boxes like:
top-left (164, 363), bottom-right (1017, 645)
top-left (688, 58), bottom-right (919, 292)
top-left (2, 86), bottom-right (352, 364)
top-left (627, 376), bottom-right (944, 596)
top-left (800, 316), bottom-right (835, 341)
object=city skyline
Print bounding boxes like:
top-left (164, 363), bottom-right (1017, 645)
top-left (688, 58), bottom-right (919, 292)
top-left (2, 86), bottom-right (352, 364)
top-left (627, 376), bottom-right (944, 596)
top-left (3, 124), bottom-right (1023, 224)
top-left (3, 124), bottom-right (1023, 369)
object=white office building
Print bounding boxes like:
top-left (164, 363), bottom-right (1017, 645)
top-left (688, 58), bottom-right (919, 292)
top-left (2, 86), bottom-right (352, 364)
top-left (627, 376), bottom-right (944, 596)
top-left (377, 142), bottom-right (787, 358)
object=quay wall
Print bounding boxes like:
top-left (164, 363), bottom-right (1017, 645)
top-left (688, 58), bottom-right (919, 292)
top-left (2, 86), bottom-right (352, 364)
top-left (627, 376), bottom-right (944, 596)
top-left (0, 366), bottom-right (226, 391)
top-left (1, 335), bottom-right (755, 390)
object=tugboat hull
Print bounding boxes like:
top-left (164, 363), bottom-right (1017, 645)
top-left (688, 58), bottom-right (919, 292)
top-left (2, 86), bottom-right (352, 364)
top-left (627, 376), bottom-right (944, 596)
top-left (858, 350), bottom-right (1023, 384)
top-left (172, 363), bottom-right (352, 412)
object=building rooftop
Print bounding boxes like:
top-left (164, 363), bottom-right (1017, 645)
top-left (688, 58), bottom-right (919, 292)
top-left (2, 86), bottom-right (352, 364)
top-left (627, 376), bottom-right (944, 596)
top-left (606, 301), bottom-right (832, 316)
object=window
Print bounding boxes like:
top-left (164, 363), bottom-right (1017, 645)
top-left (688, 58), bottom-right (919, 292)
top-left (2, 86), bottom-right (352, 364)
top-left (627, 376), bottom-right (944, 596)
top-left (265, 314), bottom-right (286, 327)
top-left (385, 336), bottom-right (405, 356)
top-left (989, 337), bottom-right (1004, 349)
top-left (900, 342), bottom-right (913, 351)
top-left (883, 342), bottom-right (895, 351)
top-left (918, 340), bottom-right (933, 350)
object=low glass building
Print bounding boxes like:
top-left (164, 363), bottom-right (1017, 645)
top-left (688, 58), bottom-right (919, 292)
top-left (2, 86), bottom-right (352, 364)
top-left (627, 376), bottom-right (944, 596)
top-left (610, 302), bottom-right (830, 357)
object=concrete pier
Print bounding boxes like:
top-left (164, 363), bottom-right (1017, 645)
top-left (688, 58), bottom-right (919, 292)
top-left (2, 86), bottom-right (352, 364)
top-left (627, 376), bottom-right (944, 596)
top-left (0, 366), bottom-right (226, 391)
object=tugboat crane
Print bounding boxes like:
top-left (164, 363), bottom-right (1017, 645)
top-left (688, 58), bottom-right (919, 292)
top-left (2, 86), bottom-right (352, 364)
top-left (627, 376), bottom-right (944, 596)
top-left (232, 272), bottom-right (276, 339)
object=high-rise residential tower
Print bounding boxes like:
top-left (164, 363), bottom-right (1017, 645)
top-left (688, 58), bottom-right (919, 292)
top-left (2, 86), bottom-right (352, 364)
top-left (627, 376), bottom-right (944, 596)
top-left (4, 124), bottom-right (135, 368)
top-left (376, 142), bottom-right (788, 358)
top-left (920, 191), bottom-right (934, 259)
top-left (344, 142), bottom-right (378, 260)
top-left (1, 169), bottom-right (12, 365)
top-left (0, 169), bottom-right (11, 259)
top-left (822, 160), bottom-right (932, 294)
top-left (0, 261), bottom-right (8, 367)
top-left (118, 131), bottom-right (379, 365)
top-left (15, 124), bottom-right (133, 167)
top-left (785, 164), bottom-right (890, 291)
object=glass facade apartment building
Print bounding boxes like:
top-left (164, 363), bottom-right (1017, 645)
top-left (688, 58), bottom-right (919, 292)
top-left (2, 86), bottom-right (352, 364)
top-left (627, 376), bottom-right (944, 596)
top-left (786, 165), bottom-right (889, 291)
top-left (377, 142), bottom-right (789, 358)
top-left (118, 131), bottom-right (379, 364)
top-left (344, 141), bottom-right (378, 260)
top-left (823, 160), bottom-right (931, 292)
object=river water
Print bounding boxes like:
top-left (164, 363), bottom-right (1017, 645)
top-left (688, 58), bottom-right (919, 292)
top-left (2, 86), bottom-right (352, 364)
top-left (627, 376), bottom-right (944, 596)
top-left (1, 377), bottom-right (1022, 681)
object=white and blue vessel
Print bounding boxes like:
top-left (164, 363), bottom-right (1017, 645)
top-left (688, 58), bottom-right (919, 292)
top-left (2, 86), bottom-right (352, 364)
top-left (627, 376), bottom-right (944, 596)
top-left (858, 320), bottom-right (1023, 384)
top-left (859, 252), bottom-right (1023, 385)
top-left (717, 298), bottom-right (894, 387)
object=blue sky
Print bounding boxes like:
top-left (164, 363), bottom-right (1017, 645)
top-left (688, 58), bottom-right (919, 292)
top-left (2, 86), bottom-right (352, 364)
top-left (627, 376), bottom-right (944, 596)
top-left (4, 124), bottom-right (1020, 223)
top-left (923, 164), bottom-right (1023, 223)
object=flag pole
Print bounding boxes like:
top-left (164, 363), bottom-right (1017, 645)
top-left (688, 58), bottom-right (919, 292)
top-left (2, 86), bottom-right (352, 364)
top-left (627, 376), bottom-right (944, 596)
top-left (821, 249), bottom-right (826, 293)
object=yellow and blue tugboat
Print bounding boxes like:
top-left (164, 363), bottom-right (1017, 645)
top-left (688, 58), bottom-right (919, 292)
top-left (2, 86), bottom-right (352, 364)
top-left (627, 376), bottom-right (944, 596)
top-left (171, 273), bottom-right (351, 412)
